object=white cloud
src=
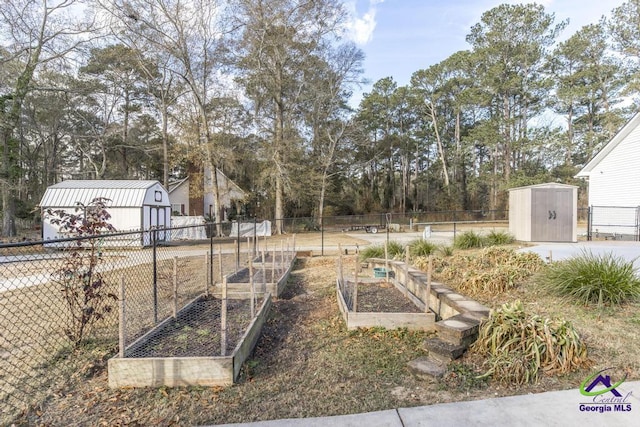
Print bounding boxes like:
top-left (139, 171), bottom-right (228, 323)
top-left (344, 0), bottom-right (385, 45)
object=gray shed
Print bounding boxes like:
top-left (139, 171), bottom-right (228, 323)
top-left (40, 180), bottom-right (171, 246)
top-left (508, 183), bottom-right (578, 242)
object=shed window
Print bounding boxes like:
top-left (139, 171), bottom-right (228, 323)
top-left (154, 190), bottom-right (163, 202)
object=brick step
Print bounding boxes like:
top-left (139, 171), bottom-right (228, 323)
top-left (407, 356), bottom-right (447, 380)
top-left (435, 313), bottom-right (481, 346)
top-left (424, 337), bottom-right (466, 364)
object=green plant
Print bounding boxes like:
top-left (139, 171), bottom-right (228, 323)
top-left (472, 300), bottom-right (588, 385)
top-left (443, 362), bottom-right (489, 391)
top-left (453, 230), bottom-right (485, 249)
top-left (386, 240), bottom-right (405, 258)
top-left (485, 230), bottom-right (515, 246)
top-left (537, 251), bottom-right (640, 307)
top-left (437, 244), bottom-right (454, 257)
top-left (359, 245), bottom-right (385, 260)
top-left (47, 198), bottom-right (117, 347)
top-left (409, 239), bottom-right (437, 258)
top-left (359, 240), bottom-right (405, 260)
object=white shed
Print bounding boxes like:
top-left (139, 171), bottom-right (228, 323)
top-left (40, 180), bottom-right (171, 246)
top-left (576, 111), bottom-right (640, 237)
top-left (508, 183), bottom-right (578, 242)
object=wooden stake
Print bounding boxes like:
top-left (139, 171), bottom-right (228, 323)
top-left (292, 234), bottom-right (296, 255)
top-left (119, 276), bottom-right (125, 358)
top-left (548, 250), bottom-right (553, 263)
top-left (384, 240), bottom-right (389, 282)
top-left (280, 240), bottom-right (284, 275)
top-left (262, 250), bottom-right (267, 293)
top-left (338, 244), bottom-right (344, 286)
top-left (204, 252), bottom-right (209, 296)
top-left (353, 266), bottom-right (359, 312)
top-left (404, 245), bottom-right (410, 296)
top-left (272, 247), bottom-right (276, 283)
top-left (173, 256), bottom-right (178, 319)
top-left (249, 258), bottom-right (255, 318)
top-left (221, 277), bottom-right (228, 356)
top-left (425, 255), bottom-right (432, 313)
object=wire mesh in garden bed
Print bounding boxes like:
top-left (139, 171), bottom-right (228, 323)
top-left (126, 296), bottom-right (263, 358)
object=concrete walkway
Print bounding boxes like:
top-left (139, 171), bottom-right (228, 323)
top-left (213, 380), bottom-right (640, 427)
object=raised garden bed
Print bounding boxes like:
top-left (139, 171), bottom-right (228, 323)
top-left (336, 276), bottom-right (435, 331)
top-left (215, 255), bottom-right (296, 298)
top-left (108, 294), bottom-right (271, 388)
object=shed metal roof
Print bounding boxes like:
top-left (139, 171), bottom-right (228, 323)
top-left (40, 180), bottom-right (165, 208)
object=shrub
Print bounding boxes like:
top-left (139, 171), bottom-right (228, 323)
top-left (472, 300), bottom-right (588, 384)
top-left (359, 245), bottom-right (384, 260)
top-left (386, 240), bottom-right (405, 258)
top-left (485, 230), bottom-right (515, 246)
top-left (359, 240), bottom-right (405, 260)
top-left (47, 198), bottom-right (117, 347)
top-left (537, 251), bottom-right (640, 307)
top-left (409, 239), bottom-right (437, 258)
top-left (453, 230), bottom-right (485, 249)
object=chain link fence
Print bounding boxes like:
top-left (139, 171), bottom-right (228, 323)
top-left (0, 222), bottom-right (262, 425)
top-left (587, 206), bottom-right (640, 241)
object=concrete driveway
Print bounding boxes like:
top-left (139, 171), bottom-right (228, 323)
top-left (519, 241), bottom-right (640, 269)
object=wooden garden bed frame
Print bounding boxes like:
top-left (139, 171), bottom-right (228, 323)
top-left (108, 294), bottom-right (271, 388)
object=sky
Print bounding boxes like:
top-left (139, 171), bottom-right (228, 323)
top-left (344, 0), bottom-right (628, 106)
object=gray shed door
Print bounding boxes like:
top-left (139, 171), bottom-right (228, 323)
top-left (531, 188), bottom-right (573, 241)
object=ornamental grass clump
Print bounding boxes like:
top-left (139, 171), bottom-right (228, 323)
top-left (453, 230), bottom-right (485, 249)
top-left (408, 239), bottom-right (437, 258)
top-left (485, 230), bottom-right (515, 246)
top-left (472, 300), bottom-right (588, 385)
top-left (359, 240), bottom-right (405, 261)
top-left (537, 251), bottom-right (640, 307)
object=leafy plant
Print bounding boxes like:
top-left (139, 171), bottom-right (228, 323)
top-left (437, 244), bottom-right (454, 257)
top-left (47, 198), bottom-right (117, 347)
top-left (485, 230), bottom-right (515, 245)
top-left (453, 230), bottom-right (485, 249)
top-left (359, 240), bottom-right (405, 260)
top-left (359, 245), bottom-right (385, 260)
top-left (537, 251), bottom-right (640, 307)
top-left (472, 300), bottom-right (588, 385)
top-left (408, 239), bottom-right (437, 258)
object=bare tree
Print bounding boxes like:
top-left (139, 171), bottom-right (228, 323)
top-left (0, 0), bottom-right (100, 236)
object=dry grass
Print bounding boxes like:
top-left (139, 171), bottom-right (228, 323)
top-left (6, 241), bottom-right (640, 426)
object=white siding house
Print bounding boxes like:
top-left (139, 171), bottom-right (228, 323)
top-left (40, 180), bottom-right (171, 246)
top-left (576, 112), bottom-right (640, 237)
top-left (168, 168), bottom-right (247, 220)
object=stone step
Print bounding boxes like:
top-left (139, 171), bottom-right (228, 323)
top-left (435, 313), bottom-right (481, 346)
top-left (407, 356), bottom-right (447, 380)
top-left (424, 337), bottom-right (466, 364)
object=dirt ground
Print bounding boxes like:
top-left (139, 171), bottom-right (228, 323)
top-left (7, 231), bottom-right (640, 426)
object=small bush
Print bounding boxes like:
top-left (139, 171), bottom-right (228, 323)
top-left (386, 240), bottom-right (405, 258)
top-left (472, 300), bottom-right (588, 384)
top-left (485, 230), bottom-right (514, 246)
top-left (359, 240), bottom-right (405, 260)
top-left (359, 245), bottom-right (385, 260)
top-left (453, 230), bottom-right (485, 249)
top-left (409, 239), bottom-right (437, 258)
top-left (437, 244), bottom-right (454, 257)
top-left (537, 251), bottom-right (640, 307)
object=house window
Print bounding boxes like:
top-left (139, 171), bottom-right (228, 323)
top-left (171, 204), bottom-right (184, 215)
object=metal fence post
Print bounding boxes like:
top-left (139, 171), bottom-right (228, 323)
top-left (152, 227), bottom-right (158, 324)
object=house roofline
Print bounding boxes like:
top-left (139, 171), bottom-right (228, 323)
top-left (575, 111), bottom-right (640, 178)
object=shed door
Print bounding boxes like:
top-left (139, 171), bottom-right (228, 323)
top-left (531, 188), bottom-right (573, 242)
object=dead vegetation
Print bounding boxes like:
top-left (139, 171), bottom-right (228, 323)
top-left (9, 251), bottom-right (640, 426)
